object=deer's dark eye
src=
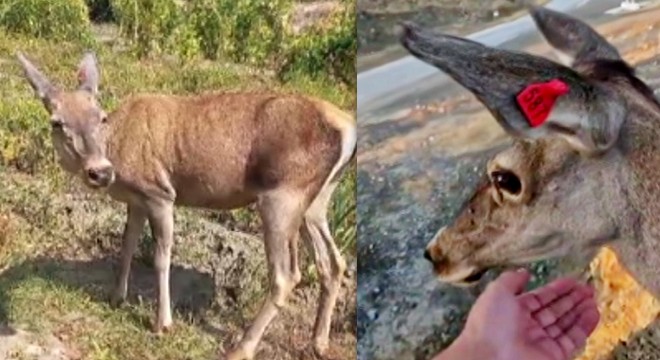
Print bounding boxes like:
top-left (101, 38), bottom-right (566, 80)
top-left (491, 170), bottom-right (522, 195)
top-left (50, 119), bottom-right (63, 129)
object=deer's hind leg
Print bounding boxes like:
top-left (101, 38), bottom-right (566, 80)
top-left (226, 188), bottom-right (307, 360)
top-left (301, 180), bottom-right (346, 355)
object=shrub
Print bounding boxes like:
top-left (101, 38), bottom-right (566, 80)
top-left (279, 4), bottom-right (356, 86)
top-left (208, 0), bottom-right (291, 66)
top-left (85, 0), bottom-right (114, 22)
top-left (111, 0), bottom-right (199, 59)
top-left (112, 0), bottom-right (293, 65)
top-left (0, 0), bottom-right (93, 44)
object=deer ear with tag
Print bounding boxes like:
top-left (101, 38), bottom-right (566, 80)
top-left (399, 22), bottom-right (626, 156)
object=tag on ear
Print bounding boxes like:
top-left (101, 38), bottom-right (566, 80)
top-left (516, 79), bottom-right (569, 127)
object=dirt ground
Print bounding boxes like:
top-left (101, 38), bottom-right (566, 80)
top-left (0, 169), bottom-right (357, 360)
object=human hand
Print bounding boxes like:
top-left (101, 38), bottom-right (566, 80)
top-left (436, 270), bottom-right (600, 360)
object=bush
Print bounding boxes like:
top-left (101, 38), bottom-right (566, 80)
top-left (86, 0), bottom-right (114, 22)
top-left (279, 4), bottom-right (356, 86)
top-left (111, 0), bottom-right (196, 58)
top-left (113, 0), bottom-right (292, 66)
top-left (193, 0), bottom-right (291, 65)
top-left (0, 0), bottom-right (94, 43)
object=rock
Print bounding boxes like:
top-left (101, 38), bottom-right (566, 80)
top-left (357, 121), bottom-right (501, 359)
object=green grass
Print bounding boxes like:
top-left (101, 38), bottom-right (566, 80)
top-left (0, 24), bottom-right (356, 359)
top-left (1, 274), bottom-right (218, 359)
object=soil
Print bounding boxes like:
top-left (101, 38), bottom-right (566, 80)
top-left (0, 168), bottom-right (357, 359)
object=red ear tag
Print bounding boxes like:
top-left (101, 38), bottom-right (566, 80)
top-left (516, 79), bottom-right (569, 127)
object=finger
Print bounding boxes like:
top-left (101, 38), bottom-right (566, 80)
top-left (522, 313), bottom-right (550, 342)
top-left (494, 269), bottom-right (531, 295)
top-left (535, 336), bottom-right (565, 360)
top-left (553, 298), bottom-right (600, 357)
top-left (534, 285), bottom-right (591, 327)
top-left (556, 290), bottom-right (597, 331)
top-left (542, 323), bottom-right (563, 338)
top-left (535, 290), bottom-right (593, 341)
top-left (519, 277), bottom-right (580, 312)
top-left (575, 301), bottom-right (600, 336)
top-left (531, 289), bottom-right (585, 327)
top-left (556, 330), bottom-right (581, 358)
top-left (526, 324), bottom-right (551, 343)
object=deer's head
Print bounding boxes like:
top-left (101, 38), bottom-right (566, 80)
top-left (401, 6), bottom-right (660, 286)
top-left (18, 52), bottom-right (114, 189)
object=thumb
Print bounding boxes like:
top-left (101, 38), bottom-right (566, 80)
top-left (492, 269), bottom-right (531, 295)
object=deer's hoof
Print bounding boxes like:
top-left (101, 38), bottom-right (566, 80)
top-left (222, 347), bottom-right (253, 360)
top-left (151, 320), bottom-right (173, 335)
top-left (109, 294), bottom-right (126, 309)
top-left (313, 339), bottom-right (329, 357)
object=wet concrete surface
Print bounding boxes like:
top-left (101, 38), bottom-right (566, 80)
top-left (357, 8), bottom-right (660, 360)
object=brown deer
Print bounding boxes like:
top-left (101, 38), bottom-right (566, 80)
top-left (17, 52), bottom-right (356, 359)
top-left (401, 5), bottom-right (660, 298)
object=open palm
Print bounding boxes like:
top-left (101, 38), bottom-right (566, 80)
top-left (437, 270), bottom-right (600, 360)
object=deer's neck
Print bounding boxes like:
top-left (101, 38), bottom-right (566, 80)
top-left (609, 104), bottom-right (660, 297)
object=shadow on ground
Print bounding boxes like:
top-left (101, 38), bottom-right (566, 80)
top-left (0, 256), bottom-right (216, 328)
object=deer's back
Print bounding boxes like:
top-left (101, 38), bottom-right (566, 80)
top-left (106, 91), bottom-right (343, 208)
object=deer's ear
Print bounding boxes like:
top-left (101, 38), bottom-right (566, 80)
top-left (528, 5), bottom-right (621, 66)
top-left (17, 52), bottom-right (58, 106)
top-left (77, 52), bottom-right (100, 95)
top-left (400, 22), bottom-right (626, 155)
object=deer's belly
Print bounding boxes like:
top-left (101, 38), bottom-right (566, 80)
top-left (174, 186), bottom-right (257, 210)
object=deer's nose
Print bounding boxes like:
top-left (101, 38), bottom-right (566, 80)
top-left (424, 249), bottom-right (433, 262)
top-left (87, 166), bottom-right (114, 187)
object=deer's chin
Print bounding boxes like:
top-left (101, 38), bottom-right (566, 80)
top-left (83, 173), bottom-right (115, 190)
top-left (436, 267), bottom-right (489, 287)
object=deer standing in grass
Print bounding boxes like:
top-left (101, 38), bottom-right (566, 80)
top-left (402, 5), bottom-right (660, 298)
top-left (17, 52), bottom-right (356, 359)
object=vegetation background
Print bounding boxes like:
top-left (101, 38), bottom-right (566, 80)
top-left (0, 0), bottom-right (356, 359)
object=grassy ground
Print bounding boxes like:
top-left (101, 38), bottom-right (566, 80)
top-left (0, 26), bottom-right (356, 360)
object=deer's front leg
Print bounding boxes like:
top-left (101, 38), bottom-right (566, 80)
top-left (147, 201), bottom-right (175, 333)
top-left (111, 204), bottom-right (147, 307)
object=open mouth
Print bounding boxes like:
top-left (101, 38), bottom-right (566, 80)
top-left (463, 269), bottom-right (489, 284)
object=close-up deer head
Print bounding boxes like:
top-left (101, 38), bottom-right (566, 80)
top-left (401, 5), bottom-right (660, 290)
top-left (17, 52), bottom-right (114, 188)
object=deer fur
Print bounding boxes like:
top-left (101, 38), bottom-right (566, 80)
top-left (17, 53), bottom-right (356, 360)
top-left (401, 5), bottom-right (660, 297)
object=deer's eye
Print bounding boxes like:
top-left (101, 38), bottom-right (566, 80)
top-left (50, 118), bottom-right (64, 129)
top-left (99, 111), bottom-right (108, 124)
top-left (491, 170), bottom-right (522, 195)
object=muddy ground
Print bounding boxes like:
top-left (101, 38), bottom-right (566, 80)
top-left (357, 5), bottom-right (660, 360)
